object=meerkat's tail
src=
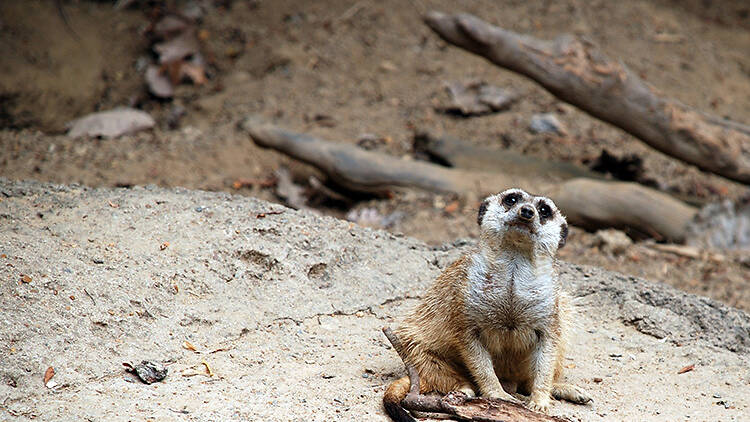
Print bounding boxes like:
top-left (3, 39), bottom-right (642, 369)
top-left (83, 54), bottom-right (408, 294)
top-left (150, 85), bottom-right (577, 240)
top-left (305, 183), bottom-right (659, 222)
top-left (383, 376), bottom-right (415, 422)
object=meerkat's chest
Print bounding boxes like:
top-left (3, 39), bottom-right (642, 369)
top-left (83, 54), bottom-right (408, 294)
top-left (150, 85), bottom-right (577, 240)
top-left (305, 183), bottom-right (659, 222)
top-left (466, 254), bottom-right (557, 330)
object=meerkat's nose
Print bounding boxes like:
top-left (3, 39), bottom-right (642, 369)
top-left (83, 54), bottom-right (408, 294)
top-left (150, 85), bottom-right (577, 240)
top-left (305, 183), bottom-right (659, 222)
top-left (519, 205), bottom-right (535, 221)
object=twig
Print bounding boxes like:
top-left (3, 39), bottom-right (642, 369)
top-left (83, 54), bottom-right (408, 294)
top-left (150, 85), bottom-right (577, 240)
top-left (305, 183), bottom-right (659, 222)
top-left (83, 288), bottom-right (96, 306)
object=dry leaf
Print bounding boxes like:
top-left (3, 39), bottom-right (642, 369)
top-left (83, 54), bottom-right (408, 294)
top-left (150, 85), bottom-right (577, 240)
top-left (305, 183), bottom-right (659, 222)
top-left (677, 364), bottom-right (695, 374)
top-left (20, 274), bottom-right (32, 283)
top-left (444, 201), bottom-right (459, 214)
top-left (183, 340), bottom-right (197, 352)
top-left (179, 62), bottom-right (208, 85)
top-left (108, 201), bottom-right (120, 208)
top-left (43, 366), bottom-right (55, 386)
top-left (160, 242), bottom-right (170, 251)
top-left (201, 360), bottom-right (214, 377)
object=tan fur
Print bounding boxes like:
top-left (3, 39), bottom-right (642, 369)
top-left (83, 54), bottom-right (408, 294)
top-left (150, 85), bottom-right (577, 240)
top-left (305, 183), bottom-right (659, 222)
top-left (383, 189), bottom-right (590, 419)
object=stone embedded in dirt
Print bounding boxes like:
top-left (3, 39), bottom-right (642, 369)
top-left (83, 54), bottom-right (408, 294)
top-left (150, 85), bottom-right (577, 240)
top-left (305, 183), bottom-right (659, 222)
top-left (67, 108), bottom-right (155, 139)
top-left (274, 167), bottom-right (307, 210)
top-left (124, 361), bottom-right (168, 384)
top-left (154, 30), bottom-right (200, 64)
top-left (145, 65), bottom-right (175, 99)
top-left (593, 229), bottom-right (633, 255)
top-left (346, 207), bottom-right (405, 229)
top-left (442, 80), bottom-right (519, 116)
top-left (529, 113), bottom-right (567, 136)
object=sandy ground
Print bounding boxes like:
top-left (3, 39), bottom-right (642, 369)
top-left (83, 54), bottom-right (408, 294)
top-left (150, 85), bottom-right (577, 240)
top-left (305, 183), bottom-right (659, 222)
top-left (1, 179), bottom-right (749, 421)
top-left (1, 3), bottom-right (750, 420)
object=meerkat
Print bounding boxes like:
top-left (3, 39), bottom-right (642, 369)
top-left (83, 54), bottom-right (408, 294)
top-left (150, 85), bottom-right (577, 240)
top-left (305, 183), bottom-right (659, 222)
top-left (383, 188), bottom-right (591, 421)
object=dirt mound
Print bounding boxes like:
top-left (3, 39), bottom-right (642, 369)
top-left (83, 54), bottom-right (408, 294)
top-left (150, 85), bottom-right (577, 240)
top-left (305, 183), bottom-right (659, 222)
top-left (1, 179), bottom-right (748, 421)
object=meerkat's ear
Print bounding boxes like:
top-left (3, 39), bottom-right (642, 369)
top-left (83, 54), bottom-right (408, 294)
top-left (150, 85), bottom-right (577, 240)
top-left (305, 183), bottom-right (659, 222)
top-left (558, 222), bottom-right (569, 249)
top-left (477, 198), bottom-right (489, 225)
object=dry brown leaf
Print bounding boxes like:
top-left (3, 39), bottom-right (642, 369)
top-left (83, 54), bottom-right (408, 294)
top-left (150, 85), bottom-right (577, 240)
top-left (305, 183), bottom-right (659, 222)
top-left (444, 201), bottom-right (460, 214)
top-left (43, 367), bottom-right (55, 385)
top-left (201, 360), bottom-right (214, 377)
top-left (677, 364), bottom-right (695, 374)
top-left (108, 201), bottom-right (120, 208)
top-left (179, 62), bottom-right (208, 85)
top-left (20, 274), bottom-right (32, 283)
top-left (183, 340), bottom-right (197, 352)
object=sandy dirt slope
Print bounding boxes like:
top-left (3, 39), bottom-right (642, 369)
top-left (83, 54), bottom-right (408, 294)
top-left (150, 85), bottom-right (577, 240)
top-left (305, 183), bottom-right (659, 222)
top-left (1, 179), bottom-right (749, 421)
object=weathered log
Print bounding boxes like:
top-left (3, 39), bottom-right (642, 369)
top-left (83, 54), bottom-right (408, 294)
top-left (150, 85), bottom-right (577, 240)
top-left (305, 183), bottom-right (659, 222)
top-left (382, 328), bottom-right (569, 422)
top-left (424, 11), bottom-right (750, 185)
top-left (415, 131), bottom-right (601, 181)
top-left (241, 117), bottom-right (539, 195)
top-left (241, 119), bottom-right (697, 241)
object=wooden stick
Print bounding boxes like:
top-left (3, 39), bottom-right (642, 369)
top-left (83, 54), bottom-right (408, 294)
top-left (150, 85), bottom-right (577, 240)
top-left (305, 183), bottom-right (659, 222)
top-left (424, 11), bottom-right (750, 185)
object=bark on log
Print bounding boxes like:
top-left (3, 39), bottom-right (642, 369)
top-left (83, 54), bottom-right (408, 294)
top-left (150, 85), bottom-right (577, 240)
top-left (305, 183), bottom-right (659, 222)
top-left (424, 11), bottom-right (750, 185)
top-left (382, 328), bottom-right (569, 422)
top-left (241, 119), bottom-right (696, 241)
top-left (415, 131), bottom-right (602, 181)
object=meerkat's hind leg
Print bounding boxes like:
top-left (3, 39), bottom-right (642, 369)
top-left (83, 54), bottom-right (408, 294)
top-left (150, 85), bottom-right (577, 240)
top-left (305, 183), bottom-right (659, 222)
top-left (552, 383), bottom-right (592, 404)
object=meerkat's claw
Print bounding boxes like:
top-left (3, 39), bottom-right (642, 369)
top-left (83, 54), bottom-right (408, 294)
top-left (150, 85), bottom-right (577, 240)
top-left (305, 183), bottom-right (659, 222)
top-left (483, 389), bottom-right (523, 405)
top-left (527, 397), bottom-right (551, 413)
top-left (456, 385), bottom-right (477, 397)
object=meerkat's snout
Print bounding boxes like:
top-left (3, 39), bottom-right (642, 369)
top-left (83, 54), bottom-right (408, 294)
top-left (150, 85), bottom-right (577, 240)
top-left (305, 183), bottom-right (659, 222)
top-left (518, 205), bottom-right (535, 222)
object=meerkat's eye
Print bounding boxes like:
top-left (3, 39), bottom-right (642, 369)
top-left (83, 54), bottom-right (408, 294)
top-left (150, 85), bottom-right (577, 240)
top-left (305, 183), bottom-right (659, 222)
top-left (538, 202), bottom-right (553, 219)
top-left (502, 193), bottom-right (520, 207)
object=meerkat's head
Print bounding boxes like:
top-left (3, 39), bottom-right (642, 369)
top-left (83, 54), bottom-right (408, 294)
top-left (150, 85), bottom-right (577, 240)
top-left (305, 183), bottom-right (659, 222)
top-left (477, 188), bottom-right (568, 255)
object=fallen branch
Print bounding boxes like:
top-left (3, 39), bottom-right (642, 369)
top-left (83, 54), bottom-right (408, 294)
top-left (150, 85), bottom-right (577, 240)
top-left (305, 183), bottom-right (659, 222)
top-left (415, 131), bottom-right (601, 181)
top-left (424, 11), bottom-right (750, 185)
top-left (241, 116), bottom-right (539, 194)
top-left (241, 119), bottom-right (696, 241)
top-left (382, 327), bottom-right (569, 422)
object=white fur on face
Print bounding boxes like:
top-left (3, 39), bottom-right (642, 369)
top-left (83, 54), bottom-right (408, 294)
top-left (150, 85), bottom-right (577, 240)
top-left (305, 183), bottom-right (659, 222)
top-left (479, 188), bottom-right (567, 256)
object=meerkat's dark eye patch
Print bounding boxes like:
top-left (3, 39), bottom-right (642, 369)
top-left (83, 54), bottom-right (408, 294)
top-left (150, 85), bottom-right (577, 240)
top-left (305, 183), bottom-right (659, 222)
top-left (537, 201), bottom-right (553, 222)
top-left (477, 199), bottom-right (489, 225)
top-left (502, 193), bottom-right (520, 208)
top-left (558, 223), bottom-right (568, 249)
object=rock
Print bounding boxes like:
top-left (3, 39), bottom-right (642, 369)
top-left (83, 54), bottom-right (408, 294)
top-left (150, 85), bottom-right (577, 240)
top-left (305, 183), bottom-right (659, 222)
top-left (529, 113), bottom-right (567, 135)
top-left (66, 108), bottom-right (155, 138)
top-left (442, 79), bottom-right (519, 116)
top-left (124, 361), bottom-right (167, 384)
top-left (686, 198), bottom-right (750, 250)
top-left (145, 65), bottom-right (174, 99)
top-left (593, 229), bottom-right (633, 255)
